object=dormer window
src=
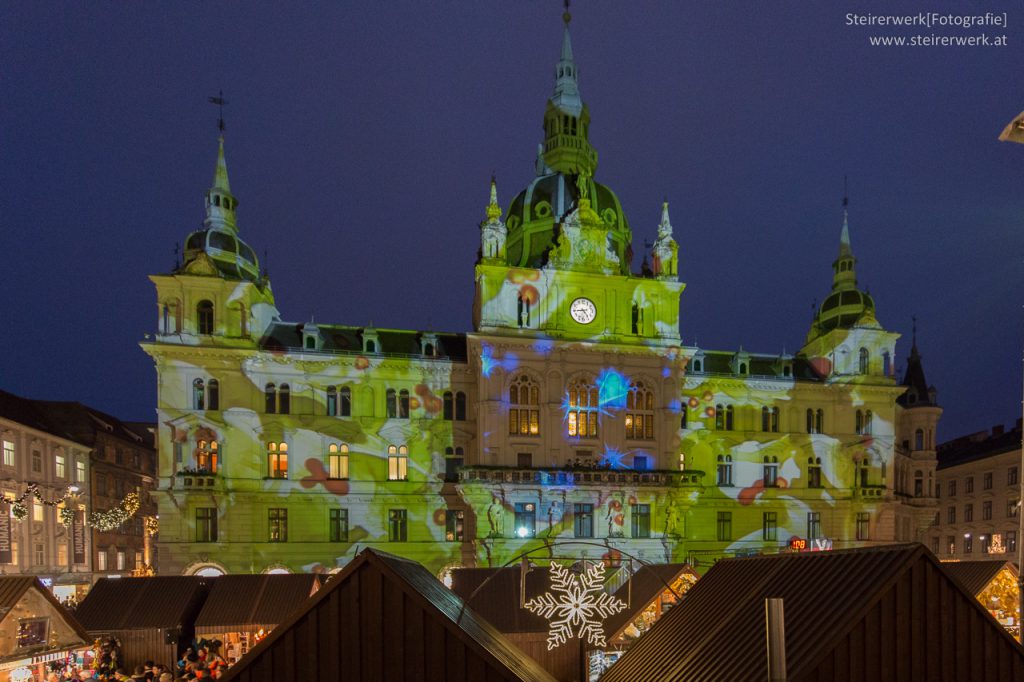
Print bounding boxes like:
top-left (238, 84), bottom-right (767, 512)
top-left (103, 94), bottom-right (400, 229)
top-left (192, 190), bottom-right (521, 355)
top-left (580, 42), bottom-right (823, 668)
top-left (421, 333), bottom-right (439, 357)
top-left (363, 329), bottom-right (379, 354)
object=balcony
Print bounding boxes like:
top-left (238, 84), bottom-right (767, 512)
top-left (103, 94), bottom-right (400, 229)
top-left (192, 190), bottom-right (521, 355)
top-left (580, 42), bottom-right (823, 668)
top-left (855, 484), bottom-right (887, 499)
top-left (459, 466), bottom-right (704, 487)
top-left (175, 470), bottom-right (219, 489)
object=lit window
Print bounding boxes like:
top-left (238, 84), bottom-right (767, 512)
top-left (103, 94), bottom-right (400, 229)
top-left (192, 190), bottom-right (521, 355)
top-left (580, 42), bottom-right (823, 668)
top-left (1, 440), bottom-right (13, 467)
top-left (964, 534), bottom-right (973, 553)
top-left (388, 509), bottom-right (407, 541)
top-left (267, 442), bottom-right (288, 479)
top-left (631, 504), bottom-right (651, 538)
top-left (445, 510), bottom-right (465, 542)
top-left (567, 380), bottom-right (599, 438)
top-left (32, 502), bottom-right (44, 523)
top-left (268, 508), bottom-right (288, 542)
top-left (388, 445), bottom-right (408, 481)
top-left (574, 503), bottom-right (594, 538)
top-left (54, 454), bottom-right (65, 479)
top-left (329, 508), bottom-right (348, 542)
top-left (116, 550), bottom-right (126, 571)
top-left (509, 375), bottom-right (540, 436)
top-left (514, 503), bottom-right (536, 538)
top-left (75, 459), bottom-right (86, 484)
top-left (327, 444), bottom-right (349, 480)
top-left (196, 440), bottom-right (218, 473)
top-left (97, 550), bottom-right (108, 571)
top-left (625, 381), bottom-right (654, 440)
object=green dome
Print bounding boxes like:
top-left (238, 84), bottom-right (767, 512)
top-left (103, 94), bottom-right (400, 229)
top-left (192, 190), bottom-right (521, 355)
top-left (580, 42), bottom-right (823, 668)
top-left (182, 227), bottom-right (261, 282)
top-left (505, 172), bottom-right (632, 273)
top-left (813, 288), bottom-right (876, 333)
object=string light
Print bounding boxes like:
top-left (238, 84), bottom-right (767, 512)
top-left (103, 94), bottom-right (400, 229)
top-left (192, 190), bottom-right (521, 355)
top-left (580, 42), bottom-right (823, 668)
top-left (1, 484), bottom-right (143, 532)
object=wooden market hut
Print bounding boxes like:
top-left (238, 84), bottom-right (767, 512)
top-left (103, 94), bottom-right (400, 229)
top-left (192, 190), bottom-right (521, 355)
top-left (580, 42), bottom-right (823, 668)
top-left (192, 573), bottom-right (321, 664)
top-left (74, 576), bottom-right (209, 670)
top-left (217, 549), bottom-right (557, 682)
top-left (0, 577), bottom-right (92, 682)
top-left (601, 544), bottom-right (1024, 682)
top-left (941, 560), bottom-right (1021, 636)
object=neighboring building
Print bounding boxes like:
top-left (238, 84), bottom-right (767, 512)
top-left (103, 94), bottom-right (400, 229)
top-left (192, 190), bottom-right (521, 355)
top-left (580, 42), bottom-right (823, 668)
top-left (601, 545), bottom-right (1024, 682)
top-left (929, 420), bottom-right (1021, 563)
top-left (142, 11), bottom-right (937, 578)
top-left (0, 391), bottom-right (92, 600)
top-left (32, 402), bottom-right (158, 577)
top-left (0, 576), bottom-right (92, 682)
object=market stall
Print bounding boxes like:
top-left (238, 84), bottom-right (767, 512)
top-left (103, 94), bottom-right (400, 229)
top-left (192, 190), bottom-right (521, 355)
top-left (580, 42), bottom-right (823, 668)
top-left (0, 577), bottom-right (92, 682)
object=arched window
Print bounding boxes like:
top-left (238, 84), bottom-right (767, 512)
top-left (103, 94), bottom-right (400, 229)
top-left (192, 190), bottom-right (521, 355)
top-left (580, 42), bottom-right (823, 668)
top-left (715, 405), bottom-right (725, 431)
top-left (197, 300), bottom-right (214, 335)
top-left (567, 378), bottom-right (599, 438)
top-left (739, 363), bottom-right (748, 375)
top-left (855, 410), bottom-right (864, 435)
top-left (443, 392), bottom-right (454, 420)
top-left (265, 383), bottom-right (276, 414)
top-left (386, 389), bottom-right (397, 418)
top-left (692, 359), bottom-right (703, 373)
top-left (806, 408), bottom-right (814, 434)
top-left (770, 407), bottom-right (779, 432)
top-left (327, 443), bottom-right (349, 480)
top-left (625, 381), bottom-right (654, 440)
top-left (509, 374), bottom-right (540, 436)
top-left (455, 392), bottom-right (467, 421)
top-left (858, 348), bottom-right (869, 374)
top-left (196, 440), bottom-right (218, 473)
top-left (193, 379), bottom-right (205, 410)
top-left (388, 444), bottom-right (408, 481)
top-left (807, 457), bottom-right (822, 488)
top-left (305, 336), bottom-right (315, 350)
top-left (864, 410), bottom-right (872, 435)
top-left (815, 409), bottom-right (824, 434)
top-left (424, 343), bottom-right (434, 356)
top-left (267, 442), bottom-right (287, 479)
top-left (915, 428), bottom-right (924, 451)
top-left (279, 384), bottom-right (290, 415)
top-left (326, 386), bottom-right (338, 416)
top-left (717, 455), bottom-right (733, 486)
top-left (914, 470), bottom-right (923, 497)
top-left (339, 387), bottom-right (351, 417)
top-left (366, 340), bottom-right (376, 353)
top-left (399, 390), bottom-right (410, 418)
top-left (208, 379), bottom-right (219, 411)
top-left (725, 405), bottom-right (735, 430)
top-left (763, 456), bottom-right (778, 487)
top-left (882, 351), bottom-right (891, 376)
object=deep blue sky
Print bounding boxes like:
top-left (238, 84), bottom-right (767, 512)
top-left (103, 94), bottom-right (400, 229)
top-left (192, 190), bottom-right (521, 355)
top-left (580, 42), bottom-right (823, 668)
top-left (3, 1), bottom-right (1022, 440)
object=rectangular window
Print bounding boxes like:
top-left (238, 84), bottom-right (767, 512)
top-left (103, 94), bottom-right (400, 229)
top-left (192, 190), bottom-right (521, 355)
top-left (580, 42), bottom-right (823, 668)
top-left (329, 508), bottom-right (349, 543)
top-left (981, 534), bottom-right (992, 554)
top-left (268, 508), bottom-right (288, 542)
top-left (328, 447), bottom-right (349, 479)
top-left (1, 440), bottom-right (13, 467)
top-left (807, 512), bottom-right (822, 540)
top-left (717, 458), bottom-right (733, 487)
top-left (388, 509), bottom-right (407, 542)
top-left (982, 501), bottom-right (992, 520)
top-left (33, 543), bottom-right (44, 566)
top-left (97, 550), bottom-right (108, 571)
top-left (445, 510), bottom-right (465, 542)
top-left (388, 453), bottom-right (408, 481)
top-left (947, 506), bottom-right (956, 524)
top-left (633, 455), bottom-right (649, 471)
top-left (514, 502), bottom-right (536, 538)
top-left (574, 503), bottom-right (594, 538)
top-left (807, 463), bottom-right (822, 488)
top-left (1009, 531), bottom-right (1017, 554)
top-left (196, 508), bottom-right (217, 542)
top-left (856, 512), bottom-right (870, 541)
top-left (965, 477), bottom-right (974, 493)
top-left (517, 452), bottom-right (532, 468)
top-left (75, 460), bottom-right (86, 484)
top-left (116, 550), bottom-right (126, 571)
top-left (31, 450), bottom-right (41, 474)
top-left (631, 504), bottom-right (651, 539)
top-left (57, 543), bottom-right (67, 567)
top-left (1010, 467), bottom-right (1019, 486)
top-left (267, 442), bottom-right (288, 479)
top-left (1009, 500), bottom-right (1019, 518)
top-left (32, 502), bottom-right (44, 523)
top-left (964, 534), bottom-right (973, 553)
top-left (716, 511), bottom-right (732, 542)
top-left (946, 535), bottom-right (956, 556)
top-left (54, 454), bottom-right (65, 479)
top-left (762, 511), bottom-right (777, 542)
top-left (134, 550), bottom-right (143, 568)
top-left (340, 388), bottom-right (351, 417)
top-left (964, 504), bottom-right (973, 522)
top-left (763, 460), bottom-right (778, 487)
top-left (948, 480), bottom-right (956, 496)
top-left (983, 472), bottom-right (993, 490)
top-left (930, 537), bottom-right (939, 554)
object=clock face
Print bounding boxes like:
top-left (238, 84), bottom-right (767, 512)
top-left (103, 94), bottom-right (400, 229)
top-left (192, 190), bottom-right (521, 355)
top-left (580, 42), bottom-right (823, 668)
top-left (570, 297), bottom-right (597, 325)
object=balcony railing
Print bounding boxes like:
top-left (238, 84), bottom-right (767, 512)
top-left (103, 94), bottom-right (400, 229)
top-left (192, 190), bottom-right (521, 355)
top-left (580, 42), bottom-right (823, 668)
top-left (175, 471), bottom-right (219, 489)
top-left (855, 484), bottom-right (887, 498)
top-left (459, 466), bottom-right (704, 487)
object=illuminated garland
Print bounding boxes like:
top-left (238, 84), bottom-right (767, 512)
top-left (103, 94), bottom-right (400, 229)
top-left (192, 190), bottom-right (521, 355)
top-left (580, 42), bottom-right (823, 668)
top-left (0, 484), bottom-right (142, 532)
top-left (144, 515), bottom-right (159, 537)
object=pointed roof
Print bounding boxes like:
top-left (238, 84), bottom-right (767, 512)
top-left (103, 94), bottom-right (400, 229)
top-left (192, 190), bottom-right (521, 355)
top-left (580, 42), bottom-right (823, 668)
top-left (75, 576), bottom-right (209, 631)
top-left (602, 545), bottom-right (1024, 682)
top-left (212, 135), bottom-right (231, 193)
top-left (194, 574), bottom-right (321, 631)
top-left (898, 324), bottom-right (937, 407)
top-left (0, 577), bottom-right (91, 664)
top-left (550, 15), bottom-right (582, 117)
top-left (942, 560), bottom-right (1018, 597)
top-left (218, 549), bottom-right (557, 682)
top-left (657, 200), bottom-right (673, 238)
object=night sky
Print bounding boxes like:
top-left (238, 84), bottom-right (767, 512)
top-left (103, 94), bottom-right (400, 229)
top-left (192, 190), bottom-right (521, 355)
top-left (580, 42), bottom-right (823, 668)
top-left (3, 1), bottom-right (1022, 441)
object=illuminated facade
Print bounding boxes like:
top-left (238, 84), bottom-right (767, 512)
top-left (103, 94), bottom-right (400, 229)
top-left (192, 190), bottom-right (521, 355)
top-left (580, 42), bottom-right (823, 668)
top-left (143, 14), bottom-right (938, 577)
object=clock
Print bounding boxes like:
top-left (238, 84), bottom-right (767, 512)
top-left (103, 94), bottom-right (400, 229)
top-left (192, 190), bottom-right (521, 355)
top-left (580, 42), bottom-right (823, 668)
top-left (569, 297), bottom-right (597, 324)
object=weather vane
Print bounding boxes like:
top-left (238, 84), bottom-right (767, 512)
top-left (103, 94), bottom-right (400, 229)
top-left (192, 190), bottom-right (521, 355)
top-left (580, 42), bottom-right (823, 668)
top-left (209, 90), bottom-right (228, 132)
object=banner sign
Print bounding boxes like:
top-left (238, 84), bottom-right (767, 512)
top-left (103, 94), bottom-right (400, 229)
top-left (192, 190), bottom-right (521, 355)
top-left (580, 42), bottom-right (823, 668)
top-left (0, 503), bottom-right (11, 564)
top-left (72, 510), bottom-right (86, 565)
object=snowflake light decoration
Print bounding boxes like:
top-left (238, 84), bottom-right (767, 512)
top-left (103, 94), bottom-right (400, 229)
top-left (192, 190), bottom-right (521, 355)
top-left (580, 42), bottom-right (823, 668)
top-left (524, 561), bottom-right (628, 650)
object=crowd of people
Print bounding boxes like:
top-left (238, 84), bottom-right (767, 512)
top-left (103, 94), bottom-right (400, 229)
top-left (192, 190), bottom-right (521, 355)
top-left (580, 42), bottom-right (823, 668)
top-left (43, 637), bottom-right (229, 681)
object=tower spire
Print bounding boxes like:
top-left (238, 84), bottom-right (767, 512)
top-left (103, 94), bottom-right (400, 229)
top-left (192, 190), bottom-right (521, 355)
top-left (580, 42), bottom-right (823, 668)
top-left (831, 180), bottom-right (856, 290)
top-left (204, 133), bottom-right (238, 232)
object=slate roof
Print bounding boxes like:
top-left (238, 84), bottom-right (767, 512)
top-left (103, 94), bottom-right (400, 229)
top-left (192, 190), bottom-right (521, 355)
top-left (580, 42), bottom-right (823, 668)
top-left (218, 549), bottom-right (557, 682)
top-left (687, 350), bottom-right (824, 381)
top-left (942, 560), bottom-right (1017, 596)
top-left (75, 576), bottom-right (208, 631)
top-left (259, 322), bottom-right (468, 360)
top-left (0, 389), bottom-right (78, 442)
top-left (937, 422), bottom-right (1022, 470)
top-left (897, 342), bottom-right (937, 407)
top-left (194, 574), bottom-right (319, 630)
top-left (31, 400), bottom-right (149, 449)
top-left (601, 544), bottom-right (1024, 682)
